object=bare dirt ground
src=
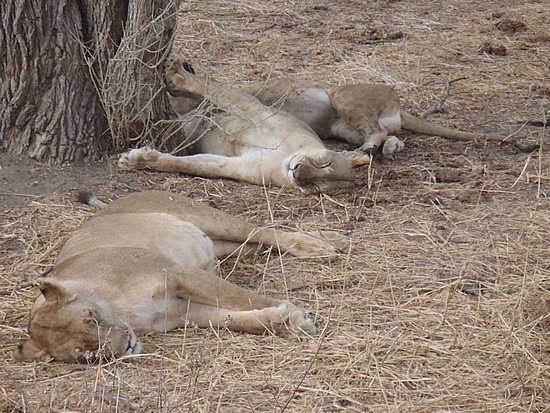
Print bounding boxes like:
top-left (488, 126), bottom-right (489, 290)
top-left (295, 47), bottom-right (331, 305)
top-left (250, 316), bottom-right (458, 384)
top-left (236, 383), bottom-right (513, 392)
top-left (1, 0), bottom-right (549, 411)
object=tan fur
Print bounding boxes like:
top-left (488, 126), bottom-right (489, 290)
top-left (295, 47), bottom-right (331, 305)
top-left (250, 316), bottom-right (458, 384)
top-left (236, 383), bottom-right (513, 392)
top-left (16, 191), bottom-right (349, 363)
top-left (119, 57), bottom-right (371, 194)
top-left (171, 76), bottom-right (526, 157)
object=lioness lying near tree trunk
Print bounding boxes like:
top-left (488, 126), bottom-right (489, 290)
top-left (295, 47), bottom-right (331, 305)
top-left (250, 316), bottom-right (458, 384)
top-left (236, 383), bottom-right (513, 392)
top-left (168, 66), bottom-right (533, 156)
top-left (118, 56), bottom-right (371, 194)
top-left (16, 191), bottom-right (347, 363)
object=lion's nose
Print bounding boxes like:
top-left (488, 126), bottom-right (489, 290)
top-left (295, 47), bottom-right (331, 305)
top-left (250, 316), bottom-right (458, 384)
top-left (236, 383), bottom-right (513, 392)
top-left (291, 164), bottom-right (307, 181)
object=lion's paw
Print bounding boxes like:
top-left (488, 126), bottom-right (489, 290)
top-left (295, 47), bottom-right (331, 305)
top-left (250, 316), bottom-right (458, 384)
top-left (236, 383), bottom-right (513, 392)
top-left (310, 230), bottom-right (350, 252)
top-left (382, 136), bottom-right (404, 159)
top-left (165, 55), bottom-right (196, 97)
top-left (286, 231), bottom-right (349, 258)
top-left (277, 301), bottom-right (317, 336)
top-left (118, 147), bottom-right (160, 171)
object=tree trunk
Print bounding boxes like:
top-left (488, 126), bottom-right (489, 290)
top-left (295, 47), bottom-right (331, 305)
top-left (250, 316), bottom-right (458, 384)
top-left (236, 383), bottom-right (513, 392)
top-left (0, 0), bottom-right (178, 163)
top-left (102, 0), bottom-right (182, 153)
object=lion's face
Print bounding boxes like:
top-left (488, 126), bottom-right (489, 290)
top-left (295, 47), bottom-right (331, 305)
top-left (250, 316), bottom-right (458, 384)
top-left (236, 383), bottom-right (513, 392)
top-left (15, 281), bottom-right (139, 363)
top-left (287, 150), bottom-right (370, 194)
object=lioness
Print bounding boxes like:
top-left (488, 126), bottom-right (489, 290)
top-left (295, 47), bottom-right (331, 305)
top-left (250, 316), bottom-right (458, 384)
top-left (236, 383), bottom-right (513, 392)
top-left (119, 56), bottom-right (371, 194)
top-left (16, 191), bottom-right (347, 363)
top-left (169, 66), bottom-right (530, 156)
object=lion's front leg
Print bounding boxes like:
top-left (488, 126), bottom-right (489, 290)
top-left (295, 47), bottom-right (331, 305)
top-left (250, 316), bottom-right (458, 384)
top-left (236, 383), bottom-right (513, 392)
top-left (186, 301), bottom-right (317, 336)
top-left (119, 147), bottom-right (281, 186)
top-left (118, 147), bottom-right (162, 171)
top-left (168, 267), bottom-right (316, 336)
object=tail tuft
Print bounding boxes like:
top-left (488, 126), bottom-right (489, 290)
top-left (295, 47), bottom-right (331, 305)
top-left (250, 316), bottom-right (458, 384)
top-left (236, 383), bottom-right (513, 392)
top-left (77, 191), bottom-right (108, 209)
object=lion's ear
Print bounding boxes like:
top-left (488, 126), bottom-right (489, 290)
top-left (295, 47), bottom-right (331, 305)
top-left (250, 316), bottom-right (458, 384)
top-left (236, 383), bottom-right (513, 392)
top-left (38, 280), bottom-right (71, 303)
top-left (342, 151), bottom-right (371, 168)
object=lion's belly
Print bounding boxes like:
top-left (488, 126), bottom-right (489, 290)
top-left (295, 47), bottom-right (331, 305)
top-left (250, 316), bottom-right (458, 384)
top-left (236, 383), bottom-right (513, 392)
top-left (378, 111), bottom-right (401, 134)
top-left (273, 88), bottom-right (338, 138)
top-left (58, 213), bottom-right (216, 271)
top-left (190, 114), bottom-right (286, 157)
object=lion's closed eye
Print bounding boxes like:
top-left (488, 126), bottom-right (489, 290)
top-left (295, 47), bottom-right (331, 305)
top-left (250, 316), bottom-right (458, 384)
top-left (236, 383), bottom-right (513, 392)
top-left (314, 160), bottom-right (332, 169)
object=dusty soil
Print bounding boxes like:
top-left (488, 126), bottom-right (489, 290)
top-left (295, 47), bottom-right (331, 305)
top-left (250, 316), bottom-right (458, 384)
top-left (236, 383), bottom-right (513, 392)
top-left (0, 152), bottom-right (112, 207)
top-left (1, 1), bottom-right (548, 412)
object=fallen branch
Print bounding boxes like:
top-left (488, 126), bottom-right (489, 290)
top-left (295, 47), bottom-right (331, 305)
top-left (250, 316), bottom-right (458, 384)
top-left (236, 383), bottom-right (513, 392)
top-left (423, 77), bottom-right (467, 118)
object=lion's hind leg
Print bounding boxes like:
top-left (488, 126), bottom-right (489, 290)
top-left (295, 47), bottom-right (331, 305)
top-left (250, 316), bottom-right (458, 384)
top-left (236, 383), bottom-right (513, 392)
top-left (330, 119), bottom-right (389, 156)
top-left (328, 84), bottom-right (405, 158)
top-left (381, 136), bottom-right (405, 159)
top-left (165, 56), bottom-right (273, 121)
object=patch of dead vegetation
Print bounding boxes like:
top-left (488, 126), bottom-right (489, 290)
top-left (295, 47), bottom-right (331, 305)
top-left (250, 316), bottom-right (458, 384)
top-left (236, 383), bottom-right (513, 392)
top-left (479, 42), bottom-right (507, 56)
top-left (495, 18), bottom-right (528, 34)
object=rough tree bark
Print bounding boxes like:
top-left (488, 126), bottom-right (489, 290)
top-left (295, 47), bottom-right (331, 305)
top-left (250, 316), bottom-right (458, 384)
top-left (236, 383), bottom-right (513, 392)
top-left (0, 0), bottom-right (178, 163)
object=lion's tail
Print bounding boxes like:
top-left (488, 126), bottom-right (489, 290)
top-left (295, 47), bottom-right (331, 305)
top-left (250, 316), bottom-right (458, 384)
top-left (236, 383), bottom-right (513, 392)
top-left (400, 110), bottom-right (508, 143)
top-left (77, 191), bottom-right (108, 209)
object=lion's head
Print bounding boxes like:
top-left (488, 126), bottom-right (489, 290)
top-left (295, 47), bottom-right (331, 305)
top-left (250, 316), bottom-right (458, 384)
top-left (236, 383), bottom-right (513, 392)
top-left (15, 280), bottom-right (140, 363)
top-left (286, 149), bottom-right (371, 194)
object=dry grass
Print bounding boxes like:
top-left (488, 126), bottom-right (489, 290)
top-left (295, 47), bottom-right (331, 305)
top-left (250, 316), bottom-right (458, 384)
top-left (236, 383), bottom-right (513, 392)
top-left (1, 0), bottom-right (549, 412)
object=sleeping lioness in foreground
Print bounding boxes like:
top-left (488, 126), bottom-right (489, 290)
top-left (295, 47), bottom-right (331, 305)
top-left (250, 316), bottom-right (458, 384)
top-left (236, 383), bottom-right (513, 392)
top-left (119, 56), bottom-right (371, 194)
top-left (16, 191), bottom-right (347, 363)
